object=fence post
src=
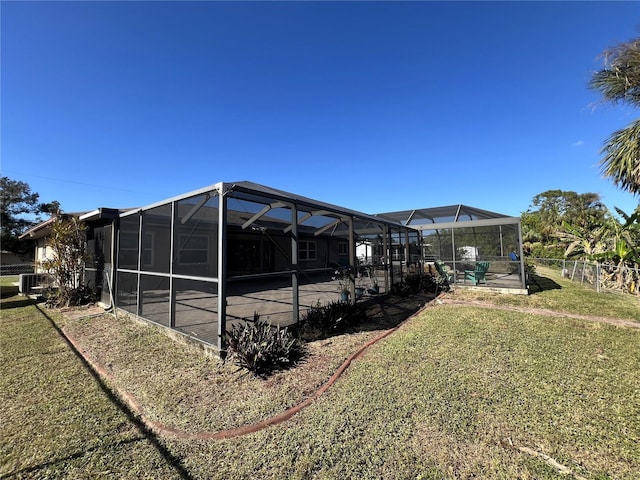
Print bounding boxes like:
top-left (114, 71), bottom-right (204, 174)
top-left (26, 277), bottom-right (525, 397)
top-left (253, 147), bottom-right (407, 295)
top-left (571, 260), bottom-right (578, 280)
top-left (596, 262), bottom-right (601, 293)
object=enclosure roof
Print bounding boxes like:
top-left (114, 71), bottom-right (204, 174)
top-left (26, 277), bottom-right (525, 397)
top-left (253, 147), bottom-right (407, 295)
top-left (229, 181), bottom-right (399, 225)
top-left (376, 204), bottom-right (520, 230)
top-left (136, 180), bottom-right (410, 230)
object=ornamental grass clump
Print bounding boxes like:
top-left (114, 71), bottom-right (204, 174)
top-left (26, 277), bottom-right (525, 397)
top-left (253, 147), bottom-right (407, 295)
top-left (226, 313), bottom-right (305, 377)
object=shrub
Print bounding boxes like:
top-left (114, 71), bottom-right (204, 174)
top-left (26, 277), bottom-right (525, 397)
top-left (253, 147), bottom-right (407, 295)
top-left (45, 285), bottom-right (95, 308)
top-left (392, 273), bottom-right (440, 296)
top-left (389, 281), bottom-right (412, 297)
top-left (226, 313), bottom-right (305, 376)
top-left (41, 216), bottom-right (93, 307)
top-left (299, 300), bottom-right (367, 340)
top-left (431, 274), bottom-right (450, 293)
top-left (402, 274), bottom-right (420, 294)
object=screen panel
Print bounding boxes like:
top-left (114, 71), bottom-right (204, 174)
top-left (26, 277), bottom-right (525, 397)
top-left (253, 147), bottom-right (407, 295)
top-left (140, 274), bottom-right (170, 327)
top-left (116, 271), bottom-right (138, 314)
top-left (174, 278), bottom-right (218, 345)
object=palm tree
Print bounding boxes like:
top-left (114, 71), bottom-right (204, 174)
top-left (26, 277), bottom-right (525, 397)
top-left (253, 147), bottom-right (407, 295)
top-left (558, 220), bottom-right (608, 258)
top-left (590, 38), bottom-right (640, 195)
top-left (591, 207), bottom-right (640, 292)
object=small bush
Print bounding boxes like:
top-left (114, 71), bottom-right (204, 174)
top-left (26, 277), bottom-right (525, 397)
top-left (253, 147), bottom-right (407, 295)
top-left (392, 273), bottom-right (441, 296)
top-left (300, 300), bottom-right (367, 339)
top-left (389, 281), bottom-right (412, 297)
top-left (524, 260), bottom-right (537, 275)
top-left (45, 285), bottom-right (95, 308)
top-left (432, 274), bottom-right (450, 292)
top-left (403, 273), bottom-right (422, 293)
top-left (226, 313), bottom-right (305, 376)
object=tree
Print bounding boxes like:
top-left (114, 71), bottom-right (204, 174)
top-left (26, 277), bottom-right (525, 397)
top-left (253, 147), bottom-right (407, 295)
top-left (591, 207), bottom-right (640, 292)
top-left (0, 176), bottom-right (60, 254)
top-left (42, 216), bottom-right (93, 307)
top-left (557, 205), bottom-right (639, 293)
top-left (2, 177), bottom-right (39, 253)
top-left (590, 37), bottom-right (640, 195)
top-left (521, 190), bottom-right (608, 258)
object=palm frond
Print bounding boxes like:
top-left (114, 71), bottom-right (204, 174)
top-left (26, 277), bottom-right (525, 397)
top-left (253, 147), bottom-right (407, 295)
top-left (590, 38), bottom-right (640, 107)
top-left (600, 119), bottom-right (640, 195)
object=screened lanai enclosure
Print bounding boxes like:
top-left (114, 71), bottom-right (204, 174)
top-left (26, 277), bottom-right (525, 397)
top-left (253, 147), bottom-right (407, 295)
top-left (378, 204), bottom-right (527, 294)
top-left (107, 181), bottom-right (418, 352)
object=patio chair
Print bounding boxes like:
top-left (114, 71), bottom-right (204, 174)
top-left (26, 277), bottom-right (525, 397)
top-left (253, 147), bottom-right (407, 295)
top-left (464, 261), bottom-right (490, 285)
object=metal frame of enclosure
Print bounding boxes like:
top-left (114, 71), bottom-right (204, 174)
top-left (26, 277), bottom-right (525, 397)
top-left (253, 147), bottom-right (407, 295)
top-left (378, 205), bottom-right (527, 293)
top-left (106, 181), bottom-right (417, 352)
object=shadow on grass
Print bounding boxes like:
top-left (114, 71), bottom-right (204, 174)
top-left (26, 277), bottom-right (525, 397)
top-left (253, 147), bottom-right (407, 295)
top-left (0, 295), bottom-right (37, 310)
top-left (5, 436), bottom-right (146, 478)
top-left (528, 274), bottom-right (562, 294)
top-left (28, 304), bottom-right (196, 480)
top-left (1, 286), bottom-right (20, 298)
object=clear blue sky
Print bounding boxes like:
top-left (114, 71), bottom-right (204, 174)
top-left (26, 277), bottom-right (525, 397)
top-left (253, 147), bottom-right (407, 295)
top-left (2, 1), bottom-right (639, 219)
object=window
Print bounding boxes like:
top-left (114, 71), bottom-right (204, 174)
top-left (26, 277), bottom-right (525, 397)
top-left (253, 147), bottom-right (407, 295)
top-left (339, 241), bottom-right (348, 256)
top-left (120, 232), bottom-right (153, 268)
top-left (299, 240), bottom-right (317, 261)
top-left (179, 235), bottom-right (209, 264)
top-left (119, 232), bottom-right (137, 268)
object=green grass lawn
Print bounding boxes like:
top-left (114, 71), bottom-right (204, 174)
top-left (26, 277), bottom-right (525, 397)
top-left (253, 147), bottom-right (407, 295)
top-left (454, 265), bottom-right (640, 322)
top-left (0, 275), bottom-right (19, 287)
top-left (0, 302), bottom-right (187, 479)
top-left (1, 270), bottom-right (639, 479)
top-left (0, 275), bottom-right (19, 299)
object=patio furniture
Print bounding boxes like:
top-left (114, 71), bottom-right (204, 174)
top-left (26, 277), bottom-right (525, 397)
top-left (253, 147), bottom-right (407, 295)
top-left (464, 261), bottom-right (490, 285)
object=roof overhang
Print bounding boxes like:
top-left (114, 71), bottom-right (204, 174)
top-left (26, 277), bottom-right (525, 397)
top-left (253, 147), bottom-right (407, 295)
top-left (79, 207), bottom-right (130, 222)
top-left (18, 216), bottom-right (57, 240)
top-left (18, 211), bottom-right (91, 240)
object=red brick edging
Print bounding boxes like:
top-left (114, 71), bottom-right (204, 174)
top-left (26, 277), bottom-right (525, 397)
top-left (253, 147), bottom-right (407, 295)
top-left (62, 313), bottom-right (422, 440)
top-left (57, 293), bottom-right (636, 441)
